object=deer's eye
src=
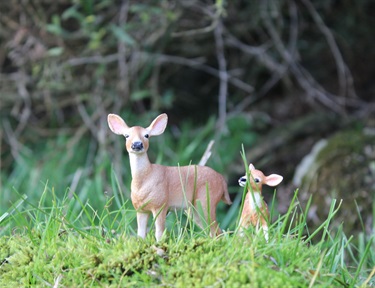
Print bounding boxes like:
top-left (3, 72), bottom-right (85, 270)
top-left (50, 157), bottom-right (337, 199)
top-left (254, 178), bottom-right (260, 183)
top-left (144, 134), bottom-right (149, 139)
top-left (124, 134), bottom-right (129, 139)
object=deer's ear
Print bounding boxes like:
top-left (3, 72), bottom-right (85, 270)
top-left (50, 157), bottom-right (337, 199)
top-left (108, 114), bottom-right (129, 135)
top-left (249, 163), bottom-right (255, 171)
top-left (147, 113), bottom-right (168, 136)
top-left (264, 174), bottom-right (283, 187)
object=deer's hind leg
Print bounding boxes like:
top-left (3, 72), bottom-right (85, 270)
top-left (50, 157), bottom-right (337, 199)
top-left (152, 207), bottom-right (168, 241)
top-left (193, 197), bottom-right (221, 237)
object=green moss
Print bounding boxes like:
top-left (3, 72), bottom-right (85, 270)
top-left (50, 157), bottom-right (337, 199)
top-left (0, 231), bottom-right (344, 287)
top-left (0, 188), bottom-right (371, 287)
top-left (0, 235), bottom-right (35, 285)
top-left (300, 129), bottom-right (375, 236)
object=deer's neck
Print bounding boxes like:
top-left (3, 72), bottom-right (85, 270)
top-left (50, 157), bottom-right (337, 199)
top-left (247, 190), bottom-right (263, 210)
top-left (128, 152), bottom-right (152, 179)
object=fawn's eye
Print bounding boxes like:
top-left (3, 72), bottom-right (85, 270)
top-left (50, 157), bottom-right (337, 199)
top-left (144, 134), bottom-right (149, 139)
top-left (254, 178), bottom-right (260, 183)
top-left (124, 134), bottom-right (129, 139)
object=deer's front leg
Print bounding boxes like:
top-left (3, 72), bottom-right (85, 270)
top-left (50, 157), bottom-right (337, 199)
top-left (137, 212), bottom-right (149, 239)
top-left (262, 223), bottom-right (269, 242)
top-left (153, 207), bottom-right (167, 241)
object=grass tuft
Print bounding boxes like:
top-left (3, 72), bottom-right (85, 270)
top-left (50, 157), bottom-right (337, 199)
top-left (0, 134), bottom-right (374, 287)
top-left (1, 180), bottom-right (374, 287)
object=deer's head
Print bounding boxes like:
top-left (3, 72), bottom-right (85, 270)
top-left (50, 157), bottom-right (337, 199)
top-left (238, 163), bottom-right (283, 192)
top-left (107, 113), bottom-right (168, 154)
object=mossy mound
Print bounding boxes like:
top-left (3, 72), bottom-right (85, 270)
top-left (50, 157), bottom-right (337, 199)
top-left (296, 128), bottom-right (375, 236)
top-left (0, 231), bottom-right (344, 287)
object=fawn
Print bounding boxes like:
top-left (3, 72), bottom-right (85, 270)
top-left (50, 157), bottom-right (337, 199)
top-left (107, 113), bottom-right (232, 241)
top-left (238, 163), bottom-right (283, 241)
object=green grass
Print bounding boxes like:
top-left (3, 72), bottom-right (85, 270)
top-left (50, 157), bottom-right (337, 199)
top-left (0, 180), bottom-right (374, 287)
top-left (0, 122), bottom-right (374, 287)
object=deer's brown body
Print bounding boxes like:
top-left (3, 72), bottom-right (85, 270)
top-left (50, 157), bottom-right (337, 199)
top-left (131, 164), bottom-right (229, 211)
top-left (238, 163), bottom-right (283, 241)
top-left (108, 113), bottom-right (231, 241)
top-left (239, 192), bottom-right (269, 229)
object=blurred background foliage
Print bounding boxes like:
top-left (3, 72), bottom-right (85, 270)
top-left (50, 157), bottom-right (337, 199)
top-left (0, 0), bottom-right (374, 236)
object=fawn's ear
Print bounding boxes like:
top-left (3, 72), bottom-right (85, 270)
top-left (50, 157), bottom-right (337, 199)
top-left (107, 114), bottom-right (129, 135)
top-left (249, 163), bottom-right (255, 171)
top-left (264, 174), bottom-right (283, 187)
top-left (147, 113), bottom-right (168, 136)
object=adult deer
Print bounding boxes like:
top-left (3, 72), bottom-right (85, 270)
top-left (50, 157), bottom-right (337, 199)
top-left (108, 113), bottom-right (231, 241)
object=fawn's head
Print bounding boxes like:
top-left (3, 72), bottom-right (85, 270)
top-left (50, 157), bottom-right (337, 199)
top-left (107, 113), bottom-right (168, 154)
top-left (238, 163), bottom-right (283, 192)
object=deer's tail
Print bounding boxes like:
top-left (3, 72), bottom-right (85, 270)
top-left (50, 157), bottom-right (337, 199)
top-left (221, 179), bottom-right (232, 205)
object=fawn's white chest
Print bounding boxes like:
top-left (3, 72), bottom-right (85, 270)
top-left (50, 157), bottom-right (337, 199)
top-left (248, 192), bottom-right (263, 210)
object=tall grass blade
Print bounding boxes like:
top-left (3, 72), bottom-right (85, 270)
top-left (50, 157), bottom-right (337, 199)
top-left (305, 199), bottom-right (342, 243)
top-left (0, 194), bottom-right (27, 223)
top-left (352, 237), bottom-right (373, 286)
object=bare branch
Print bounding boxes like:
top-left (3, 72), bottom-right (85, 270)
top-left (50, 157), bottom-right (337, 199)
top-left (65, 52), bottom-right (254, 94)
top-left (2, 119), bottom-right (30, 161)
top-left (154, 53), bottom-right (254, 93)
top-left (214, 20), bottom-right (228, 133)
top-left (172, 1), bottom-right (222, 38)
top-left (172, 19), bottom-right (219, 38)
top-left (198, 140), bottom-right (215, 166)
top-left (301, 0), bottom-right (357, 99)
top-left (76, 98), bottom-right (98, 140)
top-left (117, 0), bottom-right (130, 105)
top-left (225, 33), bottom-right (284, 73)
top-left (9, 71), bottom-right (32, 137)
top-left (65, 54), bottom-right (119, 66)
top-left (260, 0), bottom-right (345, 114)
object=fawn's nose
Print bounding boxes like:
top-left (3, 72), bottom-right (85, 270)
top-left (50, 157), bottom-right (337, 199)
top-left (238, 177), bottom-right (247, 187)
top-left (131, 141), bottom-right (144, 151)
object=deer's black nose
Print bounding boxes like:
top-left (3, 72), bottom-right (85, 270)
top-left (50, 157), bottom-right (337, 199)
top-left (238, 176), bottom-right (247, 187)
top-left (131, 141), bottom-right (144, 151)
